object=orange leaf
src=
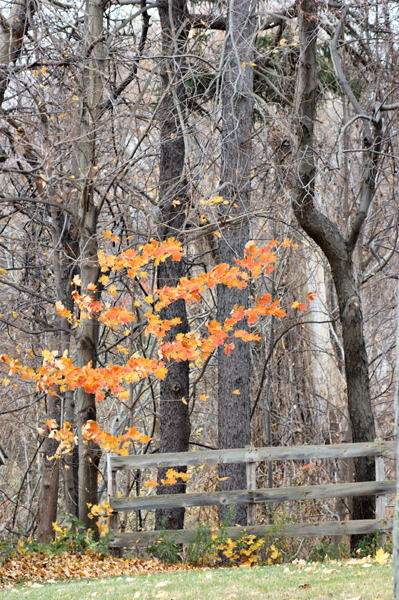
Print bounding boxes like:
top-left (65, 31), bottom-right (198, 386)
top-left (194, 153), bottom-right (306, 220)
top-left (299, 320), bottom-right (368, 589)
top-left (145, 479), bottom-right (158, 488)
top-left (225, 342), bottom-right (235, 355)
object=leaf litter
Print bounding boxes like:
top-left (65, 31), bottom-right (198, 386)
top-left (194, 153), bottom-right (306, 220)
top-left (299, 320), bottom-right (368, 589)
top-left (0, 553), bottom-right (192, 588)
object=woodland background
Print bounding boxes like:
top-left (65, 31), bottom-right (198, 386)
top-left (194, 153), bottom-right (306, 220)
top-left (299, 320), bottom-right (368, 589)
top-left (0, 0), bottom-right (397, 555)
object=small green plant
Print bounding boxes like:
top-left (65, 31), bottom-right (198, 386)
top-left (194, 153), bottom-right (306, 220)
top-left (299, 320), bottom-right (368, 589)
top-left (4, 513), bottom-right (111, 560)
top-left (146, 516), bottom-right (181, 564)
top-left (308, 536), bottom-right (339, 562)
top-left (354, 532), bottom-right (382, 559)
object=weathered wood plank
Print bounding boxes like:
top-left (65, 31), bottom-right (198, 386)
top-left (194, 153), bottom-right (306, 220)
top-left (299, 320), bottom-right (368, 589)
top-left (109, 441), bottom-right (396, 471)
top-left (246, 461), bottom-right (257, 526)
top-left (110, 480), bottom-right (396, 512)
top-left (109, 517), bottom-right (393, 547)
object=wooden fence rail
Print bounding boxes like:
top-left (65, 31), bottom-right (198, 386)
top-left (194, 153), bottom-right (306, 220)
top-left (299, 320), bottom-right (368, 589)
top-left (107, 440), bottom-right (396, 549)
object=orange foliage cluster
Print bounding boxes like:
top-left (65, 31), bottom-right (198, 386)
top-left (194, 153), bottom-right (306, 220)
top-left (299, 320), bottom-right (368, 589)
top-left (0, 237), bottom-right (315, 453)
top-left (82, 420), bottom-right (151, 455)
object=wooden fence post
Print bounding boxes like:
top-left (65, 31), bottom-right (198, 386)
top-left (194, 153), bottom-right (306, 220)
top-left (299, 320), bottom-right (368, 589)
top-left (375, 456), bottom-right (386, 548)
top-left (245, 447), bottom-right (257, 527)
top-left (107, 454), bottom-right (119, 534)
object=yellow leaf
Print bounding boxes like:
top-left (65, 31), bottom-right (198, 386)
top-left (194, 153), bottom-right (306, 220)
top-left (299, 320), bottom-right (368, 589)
top-left (99, 274), bottom-right (109, 285)
top-left (102, 230), bottom-right (112, 238)
top-left (233, 389), bottom-right (240, 395)
top-left (216, 476), bottom-right (229, 481)
top-left (291, 301), bottom-right (300, 309)
top-left (134, 593), bottom-right (141, 599)
top-left (214, 231), bottom-right (221, 238)
top-left (13, 312), bottom-right (17, 318)
top-left (200, 394), bottom-right (208, 401)
top-left (87, 282), bottom-right (97, 291)
top-left (72, 274), bottom-right (81, 286)
top-left (374, 547), bottom-right (390, 565)
top-left (182, 397), bottom-right (187, 405)
top-left (2, 378), bottom-right (10, 386)
top-left (0, 268), bottom-right (7, 274)
top-left (145, 295), bottom-right (153, 304)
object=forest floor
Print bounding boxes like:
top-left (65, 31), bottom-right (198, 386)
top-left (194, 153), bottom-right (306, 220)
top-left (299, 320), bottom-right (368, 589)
top-left (0, 559), bottom-right (392, 600)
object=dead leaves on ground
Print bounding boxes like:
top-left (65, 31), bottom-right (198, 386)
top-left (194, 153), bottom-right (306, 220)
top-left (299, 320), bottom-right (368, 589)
top-left (0, 553), bottom-right (191, 587)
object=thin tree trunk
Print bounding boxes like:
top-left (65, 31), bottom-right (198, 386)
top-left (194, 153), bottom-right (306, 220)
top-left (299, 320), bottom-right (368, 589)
top-left (50, 207), bottom-right (79, 516)
top-left (291, 0), bottom-right (378, 550)
top-left (155, 0), bottom-right (190, 532)
top-left (36, 392), bottom-right (61, 543)
top-left (217, 0), bottom-right (255, 526)
top-left (393, 281), bottom-right (399, 599)
top-left (76, 0), bottom-right (104, 529)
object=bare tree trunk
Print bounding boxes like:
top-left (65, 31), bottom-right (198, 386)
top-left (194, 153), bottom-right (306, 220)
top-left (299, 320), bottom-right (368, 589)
top-left (291, 0), bottom-right (378, 550)
top-left (36, 392), bottom-right (61, 543)
top-left (76, 0), bottom-right (104, 530)
top-left (393, 281), bottom-right (399, 599)
top-left (155, 0), bottom-right (190, 532)
top-left (0, 0), bottom-right (34, 105)
top-left (217, 0), bottom-right (255, 526)
top-left (50, 207), bottom-right (79, 516)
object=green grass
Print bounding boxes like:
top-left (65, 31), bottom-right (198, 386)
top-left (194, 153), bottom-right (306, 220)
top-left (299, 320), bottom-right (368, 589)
top-left (0, 561), bottom-right (392, 600)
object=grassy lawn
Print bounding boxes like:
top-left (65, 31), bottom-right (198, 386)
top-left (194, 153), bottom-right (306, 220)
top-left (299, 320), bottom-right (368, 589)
top-left (0, 561), bottom-right (392, 600)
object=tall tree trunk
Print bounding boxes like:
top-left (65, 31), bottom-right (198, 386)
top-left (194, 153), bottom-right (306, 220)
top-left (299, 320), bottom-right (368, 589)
top-left (51, 207), bottom-right (79, 516)
top-left (393, 281), bottom-right (399, 599)
top-left (217, 0), bottom-right (255, 526)
top-left (76, 0), bottom-right (104, 529)
top-left (291, 0), bottom-right (378, 549)
top-left (155, 0), bottom-right (190, 532)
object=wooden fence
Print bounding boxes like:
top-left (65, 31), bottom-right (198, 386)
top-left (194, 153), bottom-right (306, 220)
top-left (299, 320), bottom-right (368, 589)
top-left (107, 440), bottom-right (396, 548)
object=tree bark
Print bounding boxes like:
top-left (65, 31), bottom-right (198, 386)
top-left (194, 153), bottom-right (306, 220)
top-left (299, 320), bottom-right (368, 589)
top-left (393, 281), bottom-right (399, 599)
top-left (51, 207), bottom-right (79, 516)
top-left (217, 0), bottom-right (255, 526)
top-left (291, 0), bottom-right (378, 549)
top-left (36, 393), bottom-right (61, 543)
top-left (76, 0), bottom-right (104, 530)
top-left (154, 0), bottom-right (190, 532)
top-left (0, 0), bottom-right (34, 105)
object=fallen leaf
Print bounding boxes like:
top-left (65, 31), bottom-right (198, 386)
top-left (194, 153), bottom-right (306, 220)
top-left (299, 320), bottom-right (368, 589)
top-left (155, 581), bottom-right (170, 587)
top-left (374, 548), bottom-right (390, 565)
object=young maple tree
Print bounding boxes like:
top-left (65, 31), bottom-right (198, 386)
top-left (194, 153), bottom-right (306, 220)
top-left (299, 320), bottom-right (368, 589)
top-left (0, 237), bottom-right (312, 523)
